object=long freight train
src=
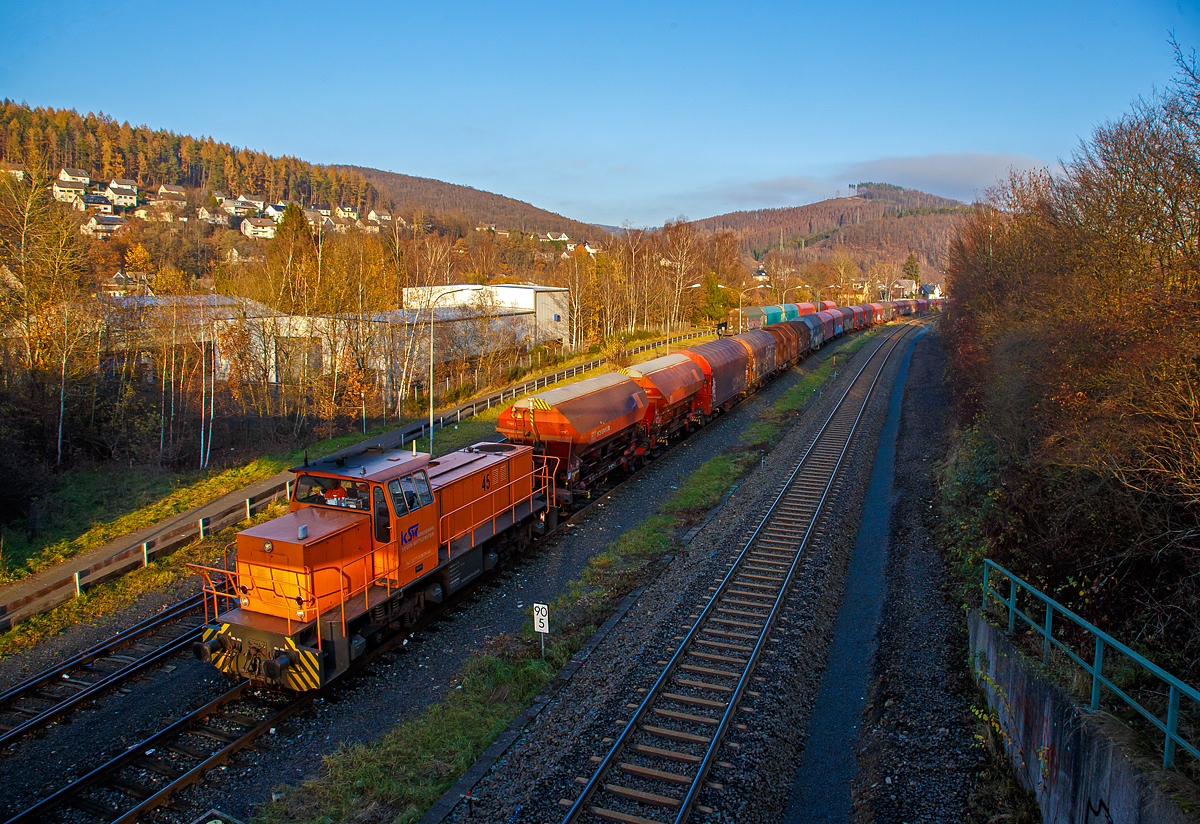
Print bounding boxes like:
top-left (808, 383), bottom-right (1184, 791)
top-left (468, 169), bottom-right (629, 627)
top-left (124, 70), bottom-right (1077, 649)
top-left (191, 297), bottom-right (942, 690)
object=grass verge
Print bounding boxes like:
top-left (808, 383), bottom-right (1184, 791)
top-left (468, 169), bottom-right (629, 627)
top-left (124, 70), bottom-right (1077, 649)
top-left (0, 429), bottom-right (393, 586)
top-left (0, 501), bottom-right (289, 658)
top-left (253, 326), bottom-right (883, 824)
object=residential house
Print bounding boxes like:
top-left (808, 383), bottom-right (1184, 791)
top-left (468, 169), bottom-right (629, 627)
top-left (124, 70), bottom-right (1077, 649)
top-left (100, 269), bottom-right (153, 297)
top-left (133, 205), bottom-right (175, 223)
top-left (1, 162), bottom-right (25, 180)
top-left (541, 232), bottom-right (569, 243)
top-left (222, 199), bottom-right (257, 217)
top-left (334, 204), bottom-right (358, 220)
top-left (312, 204), bottom-right (332, 217)
top-left (81, 214), bottom-right (127, 238)
top-left (240, 217), bottom-right (276, 239)
top-left (304, 210), bottom-right (334, 233)
top-left (197, 206), bottom-right (229, 226)
top-left (355, 218), bottom-right (380, 234)
top-left (368, 209), bottom-right (392, 223)
top-left (238, 194), bottom-right (266, 210)
top-left (157, 183), bottom-right (186, 197)
top-left (52, 178), bottom-right (88, 203)
top-left (210, 191), bottom-right (227, 203)
top-left (153, 191), bottom-right (188, 212)
top-left (328, 216), bottom-right (354, 234)
top-left (889, 278), bottom-right (917, 298)
top-left (918, 283), bottom-right (943, 300)
top-left (58, 168), bottom-right (90, 185)
top-left (74, 193), bottom-right (114, 214)
top-left (584, 242), bottom-right (601, 255)
top-left (105, 180), bottom-right (137, 208)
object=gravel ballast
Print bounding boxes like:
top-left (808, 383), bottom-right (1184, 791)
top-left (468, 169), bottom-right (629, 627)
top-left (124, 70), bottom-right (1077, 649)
top-left (0, 333), bottom-right (874, 824)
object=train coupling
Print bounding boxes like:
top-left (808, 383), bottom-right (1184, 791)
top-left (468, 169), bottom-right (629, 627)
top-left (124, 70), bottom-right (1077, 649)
top-left (192, 631), bottom-right (233, 662)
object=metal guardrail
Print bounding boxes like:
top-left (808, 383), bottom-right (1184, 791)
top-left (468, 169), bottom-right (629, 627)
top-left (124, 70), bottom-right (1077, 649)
top-left (0, 330), bottom-right (713, 632)
top-left (0, 482), bottom-right (292, 632)
top-left (982, 559), bottom-right (1200, 770)
top-left (396, 329), bottom-right (713, 447)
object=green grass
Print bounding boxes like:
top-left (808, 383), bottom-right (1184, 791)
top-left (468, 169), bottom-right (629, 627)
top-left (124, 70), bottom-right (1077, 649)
top-left (0, 427), bottom-right (395, 586)
top-left (252, 327), bottom-right (874, 824)
top-left (0, 500), bottom-right (290, 658)
top-left (258, 654), bottom-right (557, 824)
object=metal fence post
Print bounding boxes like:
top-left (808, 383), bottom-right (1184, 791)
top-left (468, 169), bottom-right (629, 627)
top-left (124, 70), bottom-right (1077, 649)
top-left (1164, 684), bottom-right (1180, 769)
top-left (983, 563), bottom-right (991, 610)
top-left (198, 517), bottom-right (208, 539)
top-left (1008, 578), bottom-right (1017, 633)
top-left (1091, 637), bottom-right (1105, 711)
top-left (74, 571), bottom-right (81, 597)
top-left (143, 542), bottom-right (151, 567)
top-left (1043, 603), bottom-right (1053, 663)
top-left (246, 498), bottom-right (252, 520)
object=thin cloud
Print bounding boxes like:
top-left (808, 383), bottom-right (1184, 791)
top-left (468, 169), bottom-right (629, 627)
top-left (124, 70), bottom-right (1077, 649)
top-left (840, 152), bottom-right (1048, 203)
top-left (717, 176), bottom-right (831, 206)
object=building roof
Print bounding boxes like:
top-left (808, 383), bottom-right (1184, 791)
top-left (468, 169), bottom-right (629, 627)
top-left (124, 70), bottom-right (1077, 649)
top-left (62, 167), bottom-right (89, 178)
top-left (55, 179), bottom-right (87, 190)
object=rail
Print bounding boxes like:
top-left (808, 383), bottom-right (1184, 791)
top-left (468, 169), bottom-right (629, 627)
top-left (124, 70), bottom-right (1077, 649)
top-left (0, 331), bottom-right (712, 633)
top-left (561, 322), bottom-right (915, 824)
top-left (982, 559), bottom-right (1200, 770)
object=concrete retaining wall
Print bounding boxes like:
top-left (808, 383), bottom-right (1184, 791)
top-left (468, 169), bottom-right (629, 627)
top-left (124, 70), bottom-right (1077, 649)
top-left (968, 610), bottom-right (1193, 824)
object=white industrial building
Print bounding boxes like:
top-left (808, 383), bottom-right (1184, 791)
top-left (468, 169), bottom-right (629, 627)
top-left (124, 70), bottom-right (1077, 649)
top-left (402, 284), bottom-right (568, 346)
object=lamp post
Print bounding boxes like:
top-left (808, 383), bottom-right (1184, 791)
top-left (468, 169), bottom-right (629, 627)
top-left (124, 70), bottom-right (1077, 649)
top-left (781, 286), bottom-right (804, 306)
top-left (426, 286), bottom-right (475, 455)
top-left (708, 283), bottom-right (759, 333)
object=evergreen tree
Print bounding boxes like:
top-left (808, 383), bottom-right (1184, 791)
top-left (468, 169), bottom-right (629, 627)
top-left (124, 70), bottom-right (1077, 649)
top-left (903, 252), bottom-right (920, 287)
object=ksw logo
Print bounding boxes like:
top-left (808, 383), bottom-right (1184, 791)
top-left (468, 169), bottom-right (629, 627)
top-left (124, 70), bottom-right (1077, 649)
top-left (399, 524), bottom-right (420, 545)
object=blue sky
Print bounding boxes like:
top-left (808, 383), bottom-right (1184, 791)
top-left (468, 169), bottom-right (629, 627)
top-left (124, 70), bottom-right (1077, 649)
top-left (2, 0), bottom-right (1195, 226)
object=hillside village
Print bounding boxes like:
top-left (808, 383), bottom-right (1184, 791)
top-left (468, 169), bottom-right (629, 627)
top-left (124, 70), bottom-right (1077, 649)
top-left (1, 161), bottom-right (600, 284)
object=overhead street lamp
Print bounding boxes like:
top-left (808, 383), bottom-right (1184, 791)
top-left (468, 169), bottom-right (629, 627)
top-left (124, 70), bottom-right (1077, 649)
top-left (426, 286), bottom-right (475, 455)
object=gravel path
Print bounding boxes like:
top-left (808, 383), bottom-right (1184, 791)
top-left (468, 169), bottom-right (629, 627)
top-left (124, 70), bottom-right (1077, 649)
top-left (850, 324), bottom-right (980, 822)
top-left (0, 334), bottom-right (869, 824)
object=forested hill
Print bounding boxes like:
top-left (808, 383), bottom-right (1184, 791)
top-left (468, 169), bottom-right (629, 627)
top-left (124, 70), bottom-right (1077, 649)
top-left (0, 101), bottom-right (379, 212)
top-left (0, 101), bottom-right (601, 238)
top-left (694, 183), bottom-right (966, 258)
top-left (340, 165), bottom-right (600, 238)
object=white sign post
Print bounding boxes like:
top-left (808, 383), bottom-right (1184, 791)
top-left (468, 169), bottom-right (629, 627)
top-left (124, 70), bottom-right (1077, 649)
top-left (533, 603), bottom-right (549, 658)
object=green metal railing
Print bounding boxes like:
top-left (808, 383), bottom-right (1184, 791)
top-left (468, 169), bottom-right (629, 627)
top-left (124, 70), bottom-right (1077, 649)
top-left (982, 559), bottom-right (1199, 770)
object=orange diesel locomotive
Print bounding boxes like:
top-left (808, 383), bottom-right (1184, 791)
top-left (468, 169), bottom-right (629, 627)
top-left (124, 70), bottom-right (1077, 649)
top-left (190, 442), bottom-right (554, 690)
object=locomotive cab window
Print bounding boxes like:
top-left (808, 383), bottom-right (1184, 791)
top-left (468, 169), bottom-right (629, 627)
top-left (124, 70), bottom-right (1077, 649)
top-left (294, 475), bottom-right (370, 510)
top-left (413, 470), bottom-right (433, 506)
top-left (390, 475), bottom-right (422, 512)
top-left (372, 486), bottom-right (390, 542)
top-left (390, 470), bottom-right (434, 513)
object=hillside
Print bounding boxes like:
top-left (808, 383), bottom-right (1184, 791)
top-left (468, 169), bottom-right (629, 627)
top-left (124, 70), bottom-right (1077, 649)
top-left (339, 165), bottom-right (604, 240)
top-left (694, 183), bottom-right (967, 281)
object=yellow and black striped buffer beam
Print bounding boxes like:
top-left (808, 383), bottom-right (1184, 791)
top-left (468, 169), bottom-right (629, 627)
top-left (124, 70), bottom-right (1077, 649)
top-left (284, 638), bottom-right (323, 691)
top-left (529, 398), bottom-right (552, 410)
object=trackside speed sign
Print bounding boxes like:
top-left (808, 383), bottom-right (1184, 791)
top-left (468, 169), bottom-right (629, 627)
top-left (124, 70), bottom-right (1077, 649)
top-left (533, 603), bottom-right (549, 634)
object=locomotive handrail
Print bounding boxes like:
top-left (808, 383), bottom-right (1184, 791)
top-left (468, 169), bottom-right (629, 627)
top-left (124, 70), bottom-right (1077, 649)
top-left (436, 462), bottom-right (540, 547)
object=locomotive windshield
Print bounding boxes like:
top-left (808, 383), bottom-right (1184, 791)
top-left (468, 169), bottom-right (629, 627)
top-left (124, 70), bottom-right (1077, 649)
top-left (388, 470), bottom-right (433, 513)
top-left (294, 474), bottom-right (370, 509)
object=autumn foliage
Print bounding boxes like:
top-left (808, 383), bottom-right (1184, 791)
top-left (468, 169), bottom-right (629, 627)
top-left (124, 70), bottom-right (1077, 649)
top-left (943, 51), bottom-right (1200, 678)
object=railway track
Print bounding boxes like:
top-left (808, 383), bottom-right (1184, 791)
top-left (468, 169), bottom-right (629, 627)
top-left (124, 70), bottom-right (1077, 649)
top-left (0, 322), bottom-right (910, 823)
top-left (1, 681), bottom-right (303, 824)
top-left (0, 591), bottom-right (217, 750)
top-left (558, 321), bottom-right (919, 824)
